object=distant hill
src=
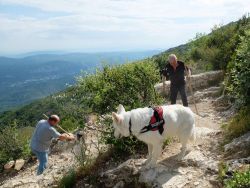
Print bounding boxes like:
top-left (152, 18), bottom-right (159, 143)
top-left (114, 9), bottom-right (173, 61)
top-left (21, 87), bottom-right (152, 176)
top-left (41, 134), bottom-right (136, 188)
top-left (0, 50), bottom-right (160, 112)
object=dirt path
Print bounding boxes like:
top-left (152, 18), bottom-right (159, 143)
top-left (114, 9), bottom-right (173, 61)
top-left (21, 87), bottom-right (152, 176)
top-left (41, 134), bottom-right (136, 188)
top-left (153, 99), bottom-right (224, 188)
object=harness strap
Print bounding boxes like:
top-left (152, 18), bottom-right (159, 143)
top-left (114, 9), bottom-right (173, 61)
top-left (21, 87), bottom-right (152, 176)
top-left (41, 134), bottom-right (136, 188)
top-left (140, 107), bottom-right (165, 135)
top-left (129, 118), bottom-right (132, 135)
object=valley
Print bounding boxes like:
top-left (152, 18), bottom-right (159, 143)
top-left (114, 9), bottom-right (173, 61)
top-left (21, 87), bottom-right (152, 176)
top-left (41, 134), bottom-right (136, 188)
top-left (0, 50), bottom-right (159, 112)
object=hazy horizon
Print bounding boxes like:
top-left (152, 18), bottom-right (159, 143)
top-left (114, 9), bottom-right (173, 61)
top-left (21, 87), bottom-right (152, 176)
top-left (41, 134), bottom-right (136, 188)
top-left (0, 48), bottom-right (163, 57)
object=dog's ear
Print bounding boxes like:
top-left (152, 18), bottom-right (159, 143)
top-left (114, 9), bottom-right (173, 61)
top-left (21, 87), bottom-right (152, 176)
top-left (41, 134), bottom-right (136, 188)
top-left (112, 112), bottom-right (122, 124)
top-left (117, 104), bottom-right (125, 114)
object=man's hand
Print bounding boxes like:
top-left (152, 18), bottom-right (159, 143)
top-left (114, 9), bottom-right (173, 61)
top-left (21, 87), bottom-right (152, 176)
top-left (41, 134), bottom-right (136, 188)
top-left (59, 133), bottom-right (75, 141)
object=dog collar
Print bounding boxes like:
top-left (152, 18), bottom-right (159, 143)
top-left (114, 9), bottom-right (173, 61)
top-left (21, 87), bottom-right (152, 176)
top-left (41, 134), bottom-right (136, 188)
top-left (129, 118), bottom-right (132, 135)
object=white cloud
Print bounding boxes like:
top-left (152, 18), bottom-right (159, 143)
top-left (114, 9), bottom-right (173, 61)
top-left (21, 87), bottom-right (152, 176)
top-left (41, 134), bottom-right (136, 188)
top-left (0, 0), bottom-right (249, 54)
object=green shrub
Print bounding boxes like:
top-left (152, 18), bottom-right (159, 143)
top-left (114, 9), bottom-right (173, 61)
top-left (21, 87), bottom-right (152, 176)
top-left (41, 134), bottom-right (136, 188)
top-left (222, 106), bottom-right (250, 141)
top-left (225, 169), bottom-right (250, 188)
top-left (227, 28), bottom-right (250, 107)
top-left (77, 60), bottom-right (163, 114)
top-left (0, 124), bottom-right (34, 171)
top-left (58, 169), bottom-right (77, 188)
top-left (17, 127), bottom-right (34, 158)
top-left (60, 118), bottom-right (79, 132)
top-left (218, 161), bottom-right (229, 181)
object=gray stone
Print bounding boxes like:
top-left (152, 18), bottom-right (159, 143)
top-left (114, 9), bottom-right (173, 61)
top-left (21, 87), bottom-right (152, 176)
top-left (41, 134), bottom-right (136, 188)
top-left (139, 168), bottom-right (158, 184)
top-left (224, 132), bottom-right (250, 154)
top-left (113, 181), bottom-right (125, 188)
top-left (4, 160), bottom-right (15, 170)
top-left (226, 157), bottom-right (250, 171)
top-left (182, 150), bottom-right (206, 167)
top-left (14, 159), bottom-right (25, 171)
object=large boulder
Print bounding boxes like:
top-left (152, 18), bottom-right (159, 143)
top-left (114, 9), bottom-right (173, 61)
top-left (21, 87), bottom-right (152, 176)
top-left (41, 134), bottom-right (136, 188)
top-left (224, 132), bottom-right (250, 158)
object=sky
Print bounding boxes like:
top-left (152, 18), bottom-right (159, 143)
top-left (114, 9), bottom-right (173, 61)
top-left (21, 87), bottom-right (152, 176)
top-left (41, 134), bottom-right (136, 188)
top-left (0, 0), bottom-right (250, 55)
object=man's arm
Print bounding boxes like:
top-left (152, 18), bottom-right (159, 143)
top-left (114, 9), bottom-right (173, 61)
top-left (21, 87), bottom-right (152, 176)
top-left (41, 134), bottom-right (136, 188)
top-left (50, 127), bottom-right (75, 141)
top-left (58, 133), bottom-right (75, 141)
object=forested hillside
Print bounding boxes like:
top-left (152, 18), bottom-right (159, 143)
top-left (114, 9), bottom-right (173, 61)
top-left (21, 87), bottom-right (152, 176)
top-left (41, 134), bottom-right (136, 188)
top-left (0, 15), bottom-right (250, 182)
top-left (0, 51), bottom-right (159, 112)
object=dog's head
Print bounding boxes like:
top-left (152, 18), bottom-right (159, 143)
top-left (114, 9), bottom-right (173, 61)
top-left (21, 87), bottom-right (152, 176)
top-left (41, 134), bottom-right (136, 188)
top-left (112, 104), bottom-right (130, 138)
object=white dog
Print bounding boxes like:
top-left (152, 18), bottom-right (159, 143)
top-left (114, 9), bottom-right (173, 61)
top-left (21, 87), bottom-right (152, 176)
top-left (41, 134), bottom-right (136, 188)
top-left (112, 104), bottom-right (195, 168)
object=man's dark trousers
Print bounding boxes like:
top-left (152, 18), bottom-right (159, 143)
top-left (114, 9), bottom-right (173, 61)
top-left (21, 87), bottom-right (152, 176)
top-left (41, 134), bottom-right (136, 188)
top-left (170, 84), bottom-right (188, 107)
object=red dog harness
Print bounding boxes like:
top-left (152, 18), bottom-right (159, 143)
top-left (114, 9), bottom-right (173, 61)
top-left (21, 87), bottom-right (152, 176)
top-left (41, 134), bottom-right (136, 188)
top-left (129, 106), bottom-right (165, 136)
top-left (140, 106), bottom-right (165, 135)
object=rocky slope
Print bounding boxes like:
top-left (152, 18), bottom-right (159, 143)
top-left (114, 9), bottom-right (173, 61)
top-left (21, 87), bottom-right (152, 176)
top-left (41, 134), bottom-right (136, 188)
top-left (0, 126), bottom-right (101, 188)
top-left (97, 98), bottom-right (225, 188)
top-left (76, 88), bottom-right (249, 187)
top-left (1, 86), bottom-right (249, 188)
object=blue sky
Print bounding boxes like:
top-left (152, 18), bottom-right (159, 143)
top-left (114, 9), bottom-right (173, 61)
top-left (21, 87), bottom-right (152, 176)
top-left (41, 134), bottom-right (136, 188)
top-left (0, 0), bottom-right (249, 55)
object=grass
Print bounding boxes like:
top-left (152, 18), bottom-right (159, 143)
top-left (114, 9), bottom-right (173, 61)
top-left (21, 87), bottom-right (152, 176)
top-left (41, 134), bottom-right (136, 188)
top-left (222, 106), bottom-right (250, 143)
top-left (218, 161), bottom-right (229, 181)
top-left (58, 169), bottom-right (77, 188)
top-left (218, 161), bottom-right (250, 188)
top-left (163, 138), bottom-right (172, 149)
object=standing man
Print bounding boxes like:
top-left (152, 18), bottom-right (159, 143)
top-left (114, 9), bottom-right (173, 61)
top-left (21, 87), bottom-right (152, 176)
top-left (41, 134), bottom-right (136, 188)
top-left (161, 54), bottom-right (190, 107)
top-left (30, 115), bottom-right (75, 175)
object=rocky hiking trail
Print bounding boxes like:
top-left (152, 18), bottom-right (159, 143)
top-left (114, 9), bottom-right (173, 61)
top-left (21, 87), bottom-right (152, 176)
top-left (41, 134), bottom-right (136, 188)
top-left (95, 96), bottom-right (228, 188)
top-left (0, 86), bottom-right (233, 188)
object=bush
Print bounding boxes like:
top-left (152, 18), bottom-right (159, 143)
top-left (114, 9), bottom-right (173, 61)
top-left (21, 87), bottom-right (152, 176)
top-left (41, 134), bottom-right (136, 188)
top-left (222, 106), bottom-right (250, 141)
top-left (77, 60), bottom-right (163, 114)
top-left (0, 122), bottom-right (32, 171)
top-left (60, 118), bottom-right (79, 132)
top-left (58, 169), bottom-right (77, 188)
top-left (227, 28), bottom-right (250, 107)
top-left (225, 169), bottom-right (250, 188)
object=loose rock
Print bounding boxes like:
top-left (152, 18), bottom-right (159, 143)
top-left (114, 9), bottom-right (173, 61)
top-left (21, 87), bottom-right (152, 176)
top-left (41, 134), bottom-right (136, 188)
top-left (4, 161), bottom-right (15, 170)
top-left (14, 159), bottom-right (25, 171)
